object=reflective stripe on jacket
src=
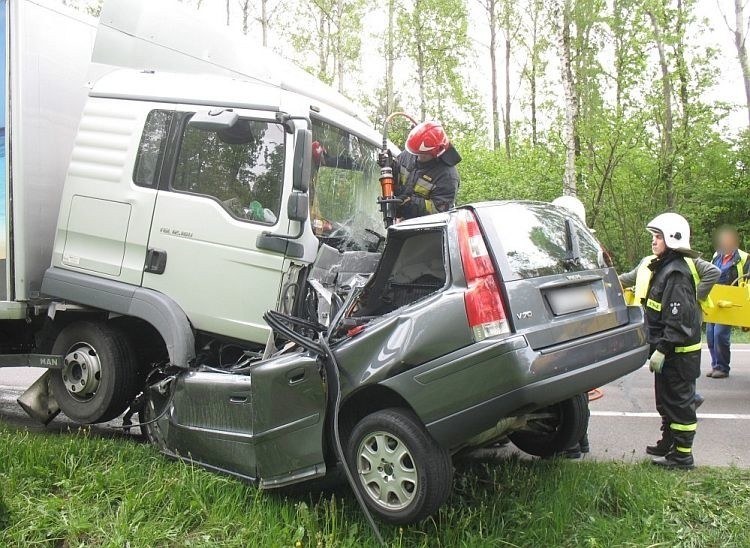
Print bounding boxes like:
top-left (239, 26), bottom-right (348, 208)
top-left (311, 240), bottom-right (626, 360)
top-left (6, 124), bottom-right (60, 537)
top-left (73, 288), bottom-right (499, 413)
top-left (634, 255), bottom-right (700, 303)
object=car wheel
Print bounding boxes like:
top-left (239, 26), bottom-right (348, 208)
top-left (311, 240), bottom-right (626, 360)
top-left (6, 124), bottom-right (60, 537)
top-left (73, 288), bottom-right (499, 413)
top-left (509, 393), bottom-right (590, 458)
top-left (49, 321), bottom-right (140, 424)
top-left (346, 408), bottom-right (453, 525)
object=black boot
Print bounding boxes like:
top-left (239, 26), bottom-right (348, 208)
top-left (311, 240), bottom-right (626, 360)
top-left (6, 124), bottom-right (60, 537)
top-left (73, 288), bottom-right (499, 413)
top-left (652, 451), bottom-right (694, 470)
top-left (579, 434), bottom-right (590, 454)
top-left (646, 436), bottom-right (672, 457)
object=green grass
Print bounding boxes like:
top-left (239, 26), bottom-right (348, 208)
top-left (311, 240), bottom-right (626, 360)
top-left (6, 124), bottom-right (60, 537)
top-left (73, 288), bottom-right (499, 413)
top-left (1, 425), bottom-right (750, 547)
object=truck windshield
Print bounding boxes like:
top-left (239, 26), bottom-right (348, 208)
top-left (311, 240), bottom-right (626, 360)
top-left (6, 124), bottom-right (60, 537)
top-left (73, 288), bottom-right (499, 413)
top-left (310, 119), bottom-right (385, 252)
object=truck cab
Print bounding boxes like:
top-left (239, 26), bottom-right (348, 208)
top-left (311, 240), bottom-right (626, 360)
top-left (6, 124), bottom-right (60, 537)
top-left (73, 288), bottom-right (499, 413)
top-left (37, 67), bottom-right (390, 423)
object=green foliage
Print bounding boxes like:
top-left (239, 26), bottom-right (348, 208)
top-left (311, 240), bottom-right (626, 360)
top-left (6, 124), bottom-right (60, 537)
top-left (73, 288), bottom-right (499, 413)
top-left (2, 425), bottom-right (750, 546)
top-left (396, 0), bottom-right (483, 135)
top-left (456, 138), bottom-right (564, 204)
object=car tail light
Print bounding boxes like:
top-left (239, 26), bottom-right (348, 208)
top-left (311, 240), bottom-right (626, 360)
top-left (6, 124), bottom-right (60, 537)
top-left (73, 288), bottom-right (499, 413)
top-left (457, 209), bottom-right (510, 341)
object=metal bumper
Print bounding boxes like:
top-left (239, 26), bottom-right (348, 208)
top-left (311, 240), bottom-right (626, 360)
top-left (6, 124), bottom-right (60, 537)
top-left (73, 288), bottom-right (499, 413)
top-left (383, 316), bottom-right (648, 450)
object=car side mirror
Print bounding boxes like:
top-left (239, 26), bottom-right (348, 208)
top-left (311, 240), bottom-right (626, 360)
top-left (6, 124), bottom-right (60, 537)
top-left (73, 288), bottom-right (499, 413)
top-left (188, 109), bottom-right (239, 131)
top-left (292, 127), bottom-right (311, 193)
top-left (287, 192), bottom-right (308, 223)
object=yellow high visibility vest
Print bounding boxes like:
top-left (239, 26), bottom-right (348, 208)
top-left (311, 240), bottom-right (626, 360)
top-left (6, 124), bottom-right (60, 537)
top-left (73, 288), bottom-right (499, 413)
top-left (632, 255), bottom-right (701, 304)
top-left (712, 249), bottom-right (748, 286)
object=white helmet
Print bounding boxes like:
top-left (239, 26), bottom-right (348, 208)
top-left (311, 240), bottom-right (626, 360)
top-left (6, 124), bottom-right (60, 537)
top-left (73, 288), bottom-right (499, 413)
top-left (647, 212), bottom-right (693, 254)
top-left (552, 195), bottom-right (587, 225)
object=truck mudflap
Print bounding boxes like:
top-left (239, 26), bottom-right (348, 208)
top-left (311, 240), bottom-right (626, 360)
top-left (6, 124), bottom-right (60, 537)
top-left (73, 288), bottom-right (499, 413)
top-left (381, 313), bottom-right (648, 449)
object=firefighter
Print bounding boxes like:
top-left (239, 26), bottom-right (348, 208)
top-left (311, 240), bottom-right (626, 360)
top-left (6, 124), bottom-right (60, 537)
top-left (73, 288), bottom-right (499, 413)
top-left (640, 213), bottom-right (703, 469)
top-left (395, 121), bottom-right (461, 219)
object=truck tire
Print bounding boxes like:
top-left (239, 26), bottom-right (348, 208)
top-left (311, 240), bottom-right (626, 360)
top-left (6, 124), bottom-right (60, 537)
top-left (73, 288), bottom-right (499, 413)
top-left (346, 408), bottom-right (453, 525)
top-left (509, 393), bottom-right (590, 458)
top-left (49, 321), bottom-right (140, 424)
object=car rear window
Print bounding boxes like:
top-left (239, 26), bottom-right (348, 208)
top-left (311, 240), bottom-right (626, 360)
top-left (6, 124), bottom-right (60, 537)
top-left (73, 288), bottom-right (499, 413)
top-left (479, 202), bottom-right (606, 279)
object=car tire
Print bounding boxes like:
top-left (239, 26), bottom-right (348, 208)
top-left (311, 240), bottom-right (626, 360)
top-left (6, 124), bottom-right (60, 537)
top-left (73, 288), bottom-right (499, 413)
top-left (346, 408), bottom-right (453, 525)
top-left (509, 393), bottom-right (590, 458)
top-left (49, 321), bottom-right (140, 424)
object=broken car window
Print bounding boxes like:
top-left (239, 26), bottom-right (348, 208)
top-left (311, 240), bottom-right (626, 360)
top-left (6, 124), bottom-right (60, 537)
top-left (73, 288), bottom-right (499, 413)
top-left (309, 119), bottom-right (385, 252)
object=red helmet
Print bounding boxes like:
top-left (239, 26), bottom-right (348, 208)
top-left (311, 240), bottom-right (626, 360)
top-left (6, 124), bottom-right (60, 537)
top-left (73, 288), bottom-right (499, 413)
top-left (405, 121), bottom-right (449, 157)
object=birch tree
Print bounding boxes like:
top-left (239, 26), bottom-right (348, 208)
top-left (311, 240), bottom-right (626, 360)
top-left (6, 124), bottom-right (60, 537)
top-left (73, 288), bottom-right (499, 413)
top-left (557, 0), bottom-right (578, 196)
top-left (397, 0), bottom-right (480, 132)
top-left (520, 0), bottom-right (548, 146)
top-left (724, 0), bottom-right (750, 128)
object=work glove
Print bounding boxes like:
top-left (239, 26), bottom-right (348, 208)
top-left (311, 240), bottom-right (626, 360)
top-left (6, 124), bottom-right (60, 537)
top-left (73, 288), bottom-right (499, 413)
top-left (649, 350), bottom-right (666, 374)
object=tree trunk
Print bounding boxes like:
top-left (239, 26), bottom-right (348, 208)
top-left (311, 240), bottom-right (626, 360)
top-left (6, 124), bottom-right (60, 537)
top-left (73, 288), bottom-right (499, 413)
top-left (226, 0), bottom-right (230, 26)
top-left (260, 0), bottom-right (269, 46)
top-left (385, 0), bottom-right (396, 114)
top-left (488, 0), bottom-right (501, 149)
top-left (337, 0), bottom-right (345, 94)
top-left (735, 0), bottom-right (750, 128)
top-left (675, 0), bottom-right (689, 136)
top-left (503, 32), bottom-right (512, 158)
top-left (529, 6), bottom-right (539, 147)
top-left (417, 40), bottom-right (426, 120)
top-left (559, 0), bottom-right (577, 196)
top-left (240, 0), bottom-right (250, 34)
top-left (415, 0), bottom-right (426, 120)
top-left (648, 10), bottom-right (675, 208)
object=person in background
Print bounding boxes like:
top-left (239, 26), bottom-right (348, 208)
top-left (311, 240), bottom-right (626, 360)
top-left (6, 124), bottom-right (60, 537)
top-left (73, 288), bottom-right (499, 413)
top-left (395, 121), bottom-right (461, 220)
top-left (705, 226), bottom-right (749, 379)
top-left (640, 213), bottom-right (703, 469)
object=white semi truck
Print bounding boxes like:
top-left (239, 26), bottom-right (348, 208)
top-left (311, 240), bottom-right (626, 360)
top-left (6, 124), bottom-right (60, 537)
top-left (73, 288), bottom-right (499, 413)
top-left (1, 0), bottom-right (391, 424)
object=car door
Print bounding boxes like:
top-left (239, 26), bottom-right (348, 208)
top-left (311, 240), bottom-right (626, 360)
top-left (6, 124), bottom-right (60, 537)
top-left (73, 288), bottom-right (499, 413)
top-left (142, 108), bottom-right (292, 344)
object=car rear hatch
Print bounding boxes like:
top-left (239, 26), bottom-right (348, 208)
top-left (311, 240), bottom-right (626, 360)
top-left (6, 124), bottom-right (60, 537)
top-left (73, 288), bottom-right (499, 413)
top-left (472, 201), bottom-right (630, 350)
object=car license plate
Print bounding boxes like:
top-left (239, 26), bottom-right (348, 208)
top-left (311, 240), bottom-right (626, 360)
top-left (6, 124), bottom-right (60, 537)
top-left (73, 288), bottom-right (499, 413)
top-left (546, 285), bottom-right (598, 316)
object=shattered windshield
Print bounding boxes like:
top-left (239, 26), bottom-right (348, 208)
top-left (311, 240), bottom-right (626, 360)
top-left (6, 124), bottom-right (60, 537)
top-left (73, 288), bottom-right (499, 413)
top-left (310, 119), bottom-right (385, 252)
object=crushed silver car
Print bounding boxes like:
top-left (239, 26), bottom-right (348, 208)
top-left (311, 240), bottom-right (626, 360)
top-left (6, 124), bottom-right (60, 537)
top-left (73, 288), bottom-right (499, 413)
top-left (138, 201), bottom-right (649, 525)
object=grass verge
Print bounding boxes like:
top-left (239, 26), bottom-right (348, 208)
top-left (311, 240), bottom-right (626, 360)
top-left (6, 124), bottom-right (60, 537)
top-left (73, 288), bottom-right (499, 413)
top-left (1, 424), bottom-right (749, 547)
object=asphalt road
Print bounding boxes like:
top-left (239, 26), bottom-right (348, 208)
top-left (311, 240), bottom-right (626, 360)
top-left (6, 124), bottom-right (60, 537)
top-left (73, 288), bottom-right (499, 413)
top-left (2, 346), bottom-right (750, 467)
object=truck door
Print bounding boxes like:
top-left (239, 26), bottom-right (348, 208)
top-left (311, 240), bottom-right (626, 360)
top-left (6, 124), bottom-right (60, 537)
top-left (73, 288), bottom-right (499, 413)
top-left (142, 109), bottom-right (292, 343)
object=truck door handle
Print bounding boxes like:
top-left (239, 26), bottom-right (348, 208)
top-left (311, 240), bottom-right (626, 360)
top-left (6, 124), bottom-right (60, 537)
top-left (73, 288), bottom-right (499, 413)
top-left (144, 248), bottom-right (167, 275)
top-left (229, 395), bottom-right (249, 404)
top-left (287, 368), bottom-right (306, 385)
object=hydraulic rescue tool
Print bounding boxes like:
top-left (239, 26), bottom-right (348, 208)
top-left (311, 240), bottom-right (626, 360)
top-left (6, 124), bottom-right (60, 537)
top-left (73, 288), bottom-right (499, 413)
top-left (377, 112), bottom-right (418, 227)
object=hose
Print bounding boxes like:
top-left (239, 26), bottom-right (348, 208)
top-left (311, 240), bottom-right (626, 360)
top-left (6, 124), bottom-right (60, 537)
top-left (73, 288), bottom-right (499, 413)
top-left (381, 111), bottom-right (418, 154)
top-left (263, 310), bottom-right (384, 545)
top-left (317, 333), bottom-right (385, 547)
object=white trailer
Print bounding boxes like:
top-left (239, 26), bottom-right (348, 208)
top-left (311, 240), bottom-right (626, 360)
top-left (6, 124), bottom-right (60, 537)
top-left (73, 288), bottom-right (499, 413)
top-left (0, 0), bottom-right (394, 425)
top-left (1, 0), bottom-right (98, 313)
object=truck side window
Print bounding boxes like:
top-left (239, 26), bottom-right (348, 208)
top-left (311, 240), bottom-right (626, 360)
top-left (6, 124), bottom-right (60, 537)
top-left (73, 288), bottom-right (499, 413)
top-left (171, 118), bottom-right (285, 224)
top-left (133, 110), bottom-right (173, 188)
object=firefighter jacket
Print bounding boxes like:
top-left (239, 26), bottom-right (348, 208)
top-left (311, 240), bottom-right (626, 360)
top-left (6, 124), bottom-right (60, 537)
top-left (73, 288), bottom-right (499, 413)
top-left (395, 149), bottom-right (460, 219)
top-left (644, 251), bottom-right (702, 356)
top-left (620, 256), bottom-right (719, 304)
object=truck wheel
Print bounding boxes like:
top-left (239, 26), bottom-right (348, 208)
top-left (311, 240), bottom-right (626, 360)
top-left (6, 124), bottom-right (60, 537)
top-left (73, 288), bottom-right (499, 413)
top-left (509, 393), bottom-right (589, 458)
top-left (346, 408), bottom-right (453, 525)
top-left (49, 321), bottom-right (140, 424)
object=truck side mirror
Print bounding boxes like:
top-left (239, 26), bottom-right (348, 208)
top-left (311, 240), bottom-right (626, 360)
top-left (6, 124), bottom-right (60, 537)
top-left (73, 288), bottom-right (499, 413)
top-left (292, 127), bottom-right (312, 193)
top-left (287, 193), bottom-right (309, 223)
top-left (188, 109), bottom-right (239, 131)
